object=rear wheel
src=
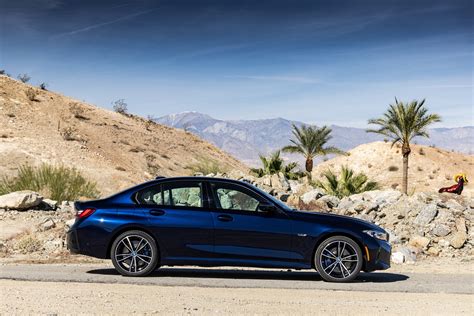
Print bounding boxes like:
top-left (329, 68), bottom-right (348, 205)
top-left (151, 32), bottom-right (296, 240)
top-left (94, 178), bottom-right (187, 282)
top-left (315, 236), bottom-right (363, 282)
top-left (111, 230), bottom-right (159, 277)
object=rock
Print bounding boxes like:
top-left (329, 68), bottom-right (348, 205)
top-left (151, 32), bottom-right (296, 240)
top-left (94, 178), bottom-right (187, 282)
top-left (193, 172), bottom-right (204, 177)
top-left (397, 246), bottom-right (417, 263)
top-left (391, 252), bottom-right (405, 264)
top-left (409, 235), bottom-right (430, 250)
top-left (426, 246), bottom-right (440, 256)
top-left (318, 195), bottom-right (340, 208)
top-left (300, 189), bottom-right (325, 204)
top-left (301, 199), bottom-right (328, 212)
top-left (362, 190), bottom-right (402, 206)
top-left (278, 193), bottom-right (291, 202)
top-left (337, 197), bottom-right (354, 210)
top-left (446, 199), bottom-right (464, 212)
top-left (40, 199), bottom-right (58, 210)
top-left (38, 218), bottom-right (56, 231)
top-left (278, 172), bottom-right (290, 192)
top-left (65, 218), bottom-right (76, 228)
top-left (438, 239), bottom-right (450, 248)
top-left (413, 204), bottom-right (437, 226)
top-left (449, 218), bottom-right (467, 249)
top-left (355, 214), bottom-right (372, 223)
top-left (0, 191), bottom-right (43, 210)
top-left (431, 224), bottom-right (451, 237)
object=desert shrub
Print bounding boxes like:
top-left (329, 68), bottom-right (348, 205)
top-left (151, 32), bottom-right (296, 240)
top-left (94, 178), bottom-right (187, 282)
top-left (17, 73), bottom-right (31, 83)
top-left (0, 164), bottom-right (99, 201)
top-left (418, 148), bottom-right (425, 155)
top-left (429, 174), bottom-right (435, 180)
top-left (70, 102), bottom-right (89, 120)
top-left (314, 166), bottom-right (379, 198)
top-left (0, 70), bottom-right (5, 75)
top-left (391, 183), bottom-right (399, 189)
top-left (383, 138), bottom-right (389, 143)
top-left (417, 166), bottom-right (423, 172)
top-left (388, 165), bottom-right (399, 172)
top-left (60, 127), bottom-right (78, 141)
top-left (25, 88), bottom-right (38, 101)
top-left (250, 151), bottom-right (302, 180)
top-left (112, 99), bottom-right (128, 114)
top-left (16, 235), bottom-right (42, 253)
top-left (367, 163), bottom-right (373, 168)
top-left (39, 82), bottom-right (48, 90)
top-left (189, 158), bottom-right (227, 175)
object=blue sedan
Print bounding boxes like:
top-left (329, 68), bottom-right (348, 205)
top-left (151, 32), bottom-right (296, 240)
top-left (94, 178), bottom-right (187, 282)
top-left (67, 177), bottom-right (391, 282)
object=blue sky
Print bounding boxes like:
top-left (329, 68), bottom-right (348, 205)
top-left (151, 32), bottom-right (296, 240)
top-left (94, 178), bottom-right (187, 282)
top-left (1, 0), bottom-right (472, 127)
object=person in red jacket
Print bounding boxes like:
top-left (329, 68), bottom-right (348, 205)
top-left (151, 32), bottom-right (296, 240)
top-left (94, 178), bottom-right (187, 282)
top-left (439, 173), bottom-right (468, 195)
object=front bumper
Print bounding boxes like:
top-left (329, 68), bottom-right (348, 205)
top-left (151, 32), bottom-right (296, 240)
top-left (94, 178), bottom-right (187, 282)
top-left (364, 239), bottom-right (391, 272)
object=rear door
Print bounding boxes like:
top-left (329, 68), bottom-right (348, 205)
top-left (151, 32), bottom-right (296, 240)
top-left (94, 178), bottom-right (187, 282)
top-left (135, 180), bottom-right (215, 263)
top-left (208, 181), bottom-right (297, 264)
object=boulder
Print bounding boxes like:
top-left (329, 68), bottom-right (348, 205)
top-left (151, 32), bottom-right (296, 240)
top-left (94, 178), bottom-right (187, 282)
top-left (286, 195), bottom-right (301, 208)
top-left (0, 191), bottom-right (43, 210)
top-left (38, 218), bottom-right (56, 231)
top-left (431, 224), bottom-right (451, 237)
top-left (391, 252), bottom-right (405, 264)
top-left (446, 199), bottom-right (464, 212)
top-left (362, 190), bottom-right (402, 206)
top-left (449, 218), bottom-right (467, 249)
top-left (301, 199), bottom-right (328, 212)
top-left (318, 195), bottom-right (340, 208)
top-left (65, 218), bottom-right (76, 228)
top-left (397, 246), bottom-right (417, 264)
top-left (408, 235), bottom-right (430, 250)
top-left (40, 199), bottom-right (58, 210)
top-left (414, 204), bottom-right (437, 226)
top-left (300, 189), bottom-right (325, 205)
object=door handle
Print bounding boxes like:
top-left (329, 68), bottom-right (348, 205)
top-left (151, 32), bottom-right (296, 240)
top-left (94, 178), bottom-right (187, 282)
top-left (149, 209), bottom-right (165, 216)
top-left (217, 214), bottom-right (233, 222)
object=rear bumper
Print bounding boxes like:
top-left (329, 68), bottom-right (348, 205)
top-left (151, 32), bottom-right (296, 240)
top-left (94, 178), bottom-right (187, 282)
top-left (364, 240), bottom-right (391, 272)
top-left (66, 226), bottom-right (108, 259)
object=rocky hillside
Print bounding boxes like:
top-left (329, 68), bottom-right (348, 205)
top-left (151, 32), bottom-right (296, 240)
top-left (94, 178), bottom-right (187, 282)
top-left (157, 112), bottom-right (474, 166)
top-left (0, 76), bottom-right (247, 196)
top-left (312, 142), bottom-right (474, 195)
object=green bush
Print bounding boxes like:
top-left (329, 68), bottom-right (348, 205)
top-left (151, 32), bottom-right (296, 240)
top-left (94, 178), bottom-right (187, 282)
top-left (0, 164), bottom-right (99, 202)
top-left (189, 159), bottom-right (226, 175)
top-left (250, 151), bottom-right (302, 180)
top-left (314, 166), bottom-right (379, 198)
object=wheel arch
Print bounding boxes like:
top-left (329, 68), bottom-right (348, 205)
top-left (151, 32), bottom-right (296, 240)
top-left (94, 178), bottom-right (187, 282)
top-left (310, 231), bottom-right (367, 270)
top-left (105, 225), bottom-right (160, 259)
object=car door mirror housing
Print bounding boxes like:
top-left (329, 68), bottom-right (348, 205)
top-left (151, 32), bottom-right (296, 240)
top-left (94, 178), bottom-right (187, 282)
top-left (258, 203), bottom-right (276, 213)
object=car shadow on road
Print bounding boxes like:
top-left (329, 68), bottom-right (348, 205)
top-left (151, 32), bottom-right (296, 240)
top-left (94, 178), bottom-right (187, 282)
top-left (87, 267), bottom-right (409, 283)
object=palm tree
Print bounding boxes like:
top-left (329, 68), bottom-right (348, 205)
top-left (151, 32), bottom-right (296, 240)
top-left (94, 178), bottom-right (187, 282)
top-left (282, 124), bottom-right (345, 173)
top-left (251, 151), bottom-right (301, 180)
top-left (315, 166), bottom-right (379, 198)
top-left (367, 98), bottom-right (441, 194)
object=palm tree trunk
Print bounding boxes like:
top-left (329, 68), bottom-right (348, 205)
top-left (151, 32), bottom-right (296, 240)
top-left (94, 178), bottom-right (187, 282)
top-left (401, 144), bottom-right (411, 194)
top-left (305, 158), bottom-right (313, 173)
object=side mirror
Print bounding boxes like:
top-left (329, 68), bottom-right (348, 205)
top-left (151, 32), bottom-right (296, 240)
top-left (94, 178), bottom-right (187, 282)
top-left (258, 202), bottom-right (276, 213)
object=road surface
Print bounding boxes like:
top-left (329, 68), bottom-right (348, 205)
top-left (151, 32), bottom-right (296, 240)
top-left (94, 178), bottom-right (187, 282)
top-left (1, 263), bottom-right (473, 315)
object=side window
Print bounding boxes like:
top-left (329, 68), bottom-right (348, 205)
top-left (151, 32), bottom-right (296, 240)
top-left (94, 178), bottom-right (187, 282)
top-left (211, 183), bottom-right (261, 212)
top-left (136, 182), bottom-right (203, 208)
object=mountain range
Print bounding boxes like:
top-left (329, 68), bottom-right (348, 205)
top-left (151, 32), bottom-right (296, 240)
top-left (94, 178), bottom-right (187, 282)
top-left (156, 112), bottom-right (474, 167)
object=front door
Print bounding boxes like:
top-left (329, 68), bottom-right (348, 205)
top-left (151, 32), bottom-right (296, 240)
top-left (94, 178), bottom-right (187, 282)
top-left (135, 180), bottom-right (214, 263)
top-left (208, 181), bottom-right (297, 266)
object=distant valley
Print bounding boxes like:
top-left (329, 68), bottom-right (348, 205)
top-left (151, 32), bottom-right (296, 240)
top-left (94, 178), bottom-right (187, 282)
top-left (156, 112), bottom-right (474, 167)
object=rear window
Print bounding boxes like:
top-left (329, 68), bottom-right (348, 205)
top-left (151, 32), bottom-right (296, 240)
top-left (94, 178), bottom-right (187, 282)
top-left (135, 181), bottom-right (203, 208)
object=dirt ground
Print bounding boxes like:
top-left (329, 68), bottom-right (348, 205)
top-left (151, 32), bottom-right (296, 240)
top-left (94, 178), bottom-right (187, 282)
top-left (1, 279), bottom-right (472, 315)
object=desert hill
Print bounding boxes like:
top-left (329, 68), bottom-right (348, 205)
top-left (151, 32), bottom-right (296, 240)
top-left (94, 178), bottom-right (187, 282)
top-left (0, 76), bottom-right (247, 195)
top-left (312, 141), bottom-right (474, 195)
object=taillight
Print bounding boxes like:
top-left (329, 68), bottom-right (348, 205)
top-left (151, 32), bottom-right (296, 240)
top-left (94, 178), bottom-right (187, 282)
top-left (76, 208), bottom-right (96, 219)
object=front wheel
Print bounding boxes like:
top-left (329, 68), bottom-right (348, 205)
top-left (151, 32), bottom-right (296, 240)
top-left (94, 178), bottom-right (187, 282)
top-left (111, 230), bottom-right (159, 277)
top-left (315, 236), bottom-right (363, 282)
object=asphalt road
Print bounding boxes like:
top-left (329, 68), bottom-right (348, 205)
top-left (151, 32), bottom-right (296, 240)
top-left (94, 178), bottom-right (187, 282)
top-left (1, 263), bottom-right (473, 294)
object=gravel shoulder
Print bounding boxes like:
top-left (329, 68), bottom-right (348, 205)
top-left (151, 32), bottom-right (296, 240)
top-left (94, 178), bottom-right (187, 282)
top-left (1, 279), bottom-right (472, 315)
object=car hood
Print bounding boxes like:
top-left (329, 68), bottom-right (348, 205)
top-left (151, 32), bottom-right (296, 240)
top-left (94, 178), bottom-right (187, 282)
top-left (290, 209), bottom-right (386, 233)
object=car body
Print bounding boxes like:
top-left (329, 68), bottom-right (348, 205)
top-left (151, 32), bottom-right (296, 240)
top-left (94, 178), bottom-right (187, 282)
top-left (67, 177), bottom-right (391, 282)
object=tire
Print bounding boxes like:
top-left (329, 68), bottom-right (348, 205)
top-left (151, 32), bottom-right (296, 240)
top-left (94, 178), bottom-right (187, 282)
top-left (314, 235), bottom-right (363, 283)
top-left (110, 230), bottom-right (159, 277)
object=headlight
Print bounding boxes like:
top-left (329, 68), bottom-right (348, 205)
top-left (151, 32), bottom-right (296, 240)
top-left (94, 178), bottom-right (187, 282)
top-left (364, 230), bottom-right (389, 241)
